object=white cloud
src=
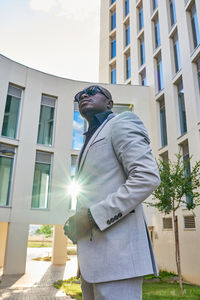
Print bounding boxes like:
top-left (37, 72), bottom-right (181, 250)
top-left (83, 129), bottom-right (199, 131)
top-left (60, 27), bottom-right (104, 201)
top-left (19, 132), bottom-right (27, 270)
top-left (30, 0), bottom-right (100, 20)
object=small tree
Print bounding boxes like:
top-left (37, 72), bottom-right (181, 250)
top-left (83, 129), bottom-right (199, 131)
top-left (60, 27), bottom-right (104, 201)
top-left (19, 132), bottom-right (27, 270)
top-left (35, 225), bottom-right (53, 238)
top-left (149, 154), bottom-right (200, 292)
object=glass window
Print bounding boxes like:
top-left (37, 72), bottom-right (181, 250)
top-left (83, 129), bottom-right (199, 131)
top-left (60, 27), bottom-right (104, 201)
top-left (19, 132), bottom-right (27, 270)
top-left (111, 0), bottom-right (116, 4)
top-left (169, 0), bottom-right (176, 27)
top-left (71, 155), bottom-right (78, 177)
top-left (125, 24), bottom-right (130, 46)
top-left (125, 0), bottom-right (129, 16)
top-left (177, 81), bottom-right (187, 135)
top-left (111, 38), bottom-right (116, 59)
top-left (153, 0), bottom-right (158, 11)
top-left (1, 85), bottom-right (22, 139)
top-left (190, 3), bottom-right (200, 49)
top-left (140, 36), bottom-right (145, 66)
top-left (37, 95), bottom-right (56, 146)
top-left (72, 102), bottom-right (85, 150)
top-left (154, 15), bottom-right (161, 48)
top-left (111, 11), bottom-right (116, 30)
top-left (125, 54), bottom-right (131, 79)
top-left (140, 69), bottom-right (147, 86)
top-left (196, 58), bottom-right (200, 89)
top-left (156, 53), bottom-right (164, 91)
top-left (0, 144), bottom-right (15, 206)
top-left (173, 32), bottom-right (181, 73)
top-left (112, 104), bottom-right (133, 114)
top-left (31, 151), bottom-right (51, 209)
top-left (139, 5), bottom-right (144, 31)
top-left (182, 142), bottom-right (192, 204)
top-left (159, 98), bottom-right (167, 147)
top-left (111, 66), bottom-right (117, 84)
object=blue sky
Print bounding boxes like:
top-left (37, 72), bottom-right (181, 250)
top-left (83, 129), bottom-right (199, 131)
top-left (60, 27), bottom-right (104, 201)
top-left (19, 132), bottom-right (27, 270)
top-left (0, 0), bottom-right (100, 82)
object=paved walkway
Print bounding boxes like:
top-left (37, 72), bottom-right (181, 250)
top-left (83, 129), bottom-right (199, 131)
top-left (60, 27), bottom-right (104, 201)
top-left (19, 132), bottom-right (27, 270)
top-left (0, 249), bottom-right (78, 299)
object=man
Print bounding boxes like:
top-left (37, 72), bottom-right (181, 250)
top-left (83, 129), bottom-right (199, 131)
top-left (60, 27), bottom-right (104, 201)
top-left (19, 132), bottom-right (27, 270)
top-left (64, 85), bottom-right (160, 300)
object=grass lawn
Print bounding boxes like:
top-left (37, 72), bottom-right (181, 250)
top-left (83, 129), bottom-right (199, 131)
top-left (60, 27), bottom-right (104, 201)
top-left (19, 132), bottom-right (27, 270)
top-left (27, 241), bottom-right (52, 248)
top-left (54, 273), bottom-right (200, 300)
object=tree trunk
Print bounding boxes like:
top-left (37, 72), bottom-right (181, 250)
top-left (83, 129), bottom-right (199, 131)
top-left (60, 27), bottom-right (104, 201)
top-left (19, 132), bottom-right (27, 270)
top-left (173, 212), bottom-right (183, 293)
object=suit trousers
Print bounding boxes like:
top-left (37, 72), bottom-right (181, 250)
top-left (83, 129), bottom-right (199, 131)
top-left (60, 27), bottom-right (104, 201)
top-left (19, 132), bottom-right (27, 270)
top-left (81, 276), bottom-right (143, 300)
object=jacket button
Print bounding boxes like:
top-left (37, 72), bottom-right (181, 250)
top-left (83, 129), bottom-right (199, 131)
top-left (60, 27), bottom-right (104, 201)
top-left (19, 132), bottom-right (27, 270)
top-left (107, 220), bottom-right (111, 225)
top-left (118, 212), bottom-right (122, 218)
top-left (110, 218), bottom-right (114, 223)
top-left (130, 209), bottom-right (135, 213)
top-left (114, 215), bottom-right (118, 221)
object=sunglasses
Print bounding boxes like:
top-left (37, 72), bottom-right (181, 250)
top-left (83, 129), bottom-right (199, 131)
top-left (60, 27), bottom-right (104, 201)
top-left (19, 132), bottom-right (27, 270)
top-left (74, 86), bottom-right (110, 103)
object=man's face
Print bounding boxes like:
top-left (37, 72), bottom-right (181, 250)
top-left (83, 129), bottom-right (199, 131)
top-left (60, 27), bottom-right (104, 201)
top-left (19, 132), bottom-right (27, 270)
top-left (77, 86), bottom-right (113, 119)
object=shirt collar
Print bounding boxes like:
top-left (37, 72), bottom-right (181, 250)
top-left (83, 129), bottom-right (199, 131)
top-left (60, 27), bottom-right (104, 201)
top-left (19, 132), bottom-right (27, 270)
top-left (83, 110), bottom-right (113, 135)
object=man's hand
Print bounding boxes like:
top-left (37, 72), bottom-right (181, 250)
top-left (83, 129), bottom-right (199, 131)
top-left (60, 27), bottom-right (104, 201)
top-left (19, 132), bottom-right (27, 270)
top-left (64, 208), bottom-right (91, 243)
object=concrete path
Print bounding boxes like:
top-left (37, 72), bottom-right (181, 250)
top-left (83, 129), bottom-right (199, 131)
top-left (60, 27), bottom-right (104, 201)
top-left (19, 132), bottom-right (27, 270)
top-left (0, 248), bottom-right (78, 299)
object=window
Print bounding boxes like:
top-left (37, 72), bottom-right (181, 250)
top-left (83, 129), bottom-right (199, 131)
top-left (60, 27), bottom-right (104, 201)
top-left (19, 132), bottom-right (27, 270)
top-left (184, 216), bottom-right (195, 229)
top-left (182, 142), bottom-right (192, 205)
top-left (111, 65), bottom-right (117, 84)
top-left (0, 144), bottom-right (15, 206)
top-left (172, 32), bottom-right (181, 73)
top-left (196, 58), bottom-right (200, 89)
top-left (111, 0), bottom-right (116, 4)
top-left (125, 23), bottom-right (130, 46)
top-left (152, 0), bottom-right (158, 11)
top-left (163, 217), bottom-right (173, 229)
top-left (112, 104), bottom-right (133, 115)
top-left (140, 68), bottom-right (147, 86)
top-left (125, 0), bottom-right (129, 16)
top-left (160, 151), bottom-right (168, 163)
top-left (177, 80), bottom-right (187, 135)
top-left (156, 53), bottom-right (164, 91)
top-left (31, 151), bottom-right (52, 209)
top-left (71, 155), bottom-right (78, 177)
top-left (138, 5), bottom-right (144, 31)
top-left (169, 0), bottom-right (176, 27)
top-left (37, 95), bottom-right (56, 146)
top-left (125, 53), bottom-right (131, 79)
top-left (159, 98), bottom-right (167, 147)
top-left (72, 102), bottom-right (86, 150)
top-left (140, 36), bottom-right (145, 66)
top-left (190, 3), bottom-right (200, 49)
top-left (111, 38), bottom-right (116, 59)
top-left (111, 11), bottom-right (116, 31)
top-left (154, 15), bottom-right (161, 48)
top-left (1, 84), bottom-right (23, 139)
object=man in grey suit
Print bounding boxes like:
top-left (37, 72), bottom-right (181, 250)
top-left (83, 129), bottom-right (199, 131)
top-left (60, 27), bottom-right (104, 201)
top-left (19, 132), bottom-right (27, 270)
top-left (64, 85), bottom-right (160, 300)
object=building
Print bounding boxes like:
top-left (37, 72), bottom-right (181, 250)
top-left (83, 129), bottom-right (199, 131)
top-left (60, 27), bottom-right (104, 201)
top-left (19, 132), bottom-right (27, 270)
top-left (99, 0), bottom-right (200, 285)
top-left (0, 54), bottom-right (155, 275)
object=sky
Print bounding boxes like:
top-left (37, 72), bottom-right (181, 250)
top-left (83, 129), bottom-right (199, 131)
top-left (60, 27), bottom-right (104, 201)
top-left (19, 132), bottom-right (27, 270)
top-left (0, 0), bottom-right (101, 82)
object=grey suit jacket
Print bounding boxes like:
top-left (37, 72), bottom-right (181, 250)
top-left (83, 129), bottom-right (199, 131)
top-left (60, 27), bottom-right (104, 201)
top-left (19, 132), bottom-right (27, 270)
top-left (75, 112), bottom-right (160, 283)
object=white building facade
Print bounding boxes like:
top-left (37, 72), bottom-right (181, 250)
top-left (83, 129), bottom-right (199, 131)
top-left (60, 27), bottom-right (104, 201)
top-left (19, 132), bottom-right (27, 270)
top-left (0, 54), bottom-right (155, 275)
top-left (99, 0), bottom-right (200, 285)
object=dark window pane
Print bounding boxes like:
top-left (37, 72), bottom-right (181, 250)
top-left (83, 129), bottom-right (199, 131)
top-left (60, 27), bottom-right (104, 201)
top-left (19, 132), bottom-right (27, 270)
top-left (191, 4), bottom-right (200, 48)
top-left (111, 0), bottom-right (116, 4)
top-left (37, 105), bottom-right (55, 146)
top-left (125, 0), bottom-right (129, 16)
top-left (0, 156), bottom-right (13, 206)
top-left (155, 16), bottom-right (161, 48)
top-left (125, 25), bottom-right (130, 46)
top-left (160, 99), bottom-right (167, 147)
top-left (111, 67), bottom-right (117, 84)
top-left (140, 69), bottom-right (147, 86)
top-left (111, 11), bottom-right (116, 30)
top-left (178, 81), bottom-right (187, 135)
top-left (153, 0), bottom-right (158, 11)
top-left (157, 54), bottom-right (164, 91)
top-left (139, 6), bottom-right (144, 30)
top-left (112, 104), bottom-right (133, 114)
top-left (197, 58), bottom-right (200, 89)
top-left (173, 32), bottom-right (181, 72)
top-left (126, 55), bottom-right (131, 79)
top-left (111, 39), bottom-right (116, 58)
top-left (140, 37), bottom-right (145, 65)
top-left (169, 0), bottom-right (176, 27)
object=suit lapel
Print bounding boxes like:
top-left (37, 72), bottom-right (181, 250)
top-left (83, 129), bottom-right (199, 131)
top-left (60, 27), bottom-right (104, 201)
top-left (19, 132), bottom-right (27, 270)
top-left (75, 113), bottom-right (115, 177)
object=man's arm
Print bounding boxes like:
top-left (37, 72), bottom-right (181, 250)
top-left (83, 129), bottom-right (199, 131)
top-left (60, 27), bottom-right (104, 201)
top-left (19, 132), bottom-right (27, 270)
top-left (90, 112), bottom-right (160, 231)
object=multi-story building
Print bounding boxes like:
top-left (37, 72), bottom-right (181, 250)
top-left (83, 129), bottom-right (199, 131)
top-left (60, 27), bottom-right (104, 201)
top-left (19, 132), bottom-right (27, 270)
top-left (99, 0), bottom-right (200, 285)
top-left (0, 54), bottom-right (154, 275)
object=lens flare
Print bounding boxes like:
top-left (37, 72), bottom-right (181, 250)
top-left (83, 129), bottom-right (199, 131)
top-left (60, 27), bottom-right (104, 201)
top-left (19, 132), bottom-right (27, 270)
top-left (67, 178), bottom-right (81, 210)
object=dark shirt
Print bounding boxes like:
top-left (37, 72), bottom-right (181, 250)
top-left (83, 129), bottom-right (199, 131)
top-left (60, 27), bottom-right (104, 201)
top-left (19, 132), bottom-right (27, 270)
top-left (82, 110), bottom-right (113, 152)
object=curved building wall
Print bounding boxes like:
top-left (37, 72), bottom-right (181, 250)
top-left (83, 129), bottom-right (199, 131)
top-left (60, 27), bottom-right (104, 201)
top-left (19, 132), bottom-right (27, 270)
top-left (0, 54), bottom-right (155, 274)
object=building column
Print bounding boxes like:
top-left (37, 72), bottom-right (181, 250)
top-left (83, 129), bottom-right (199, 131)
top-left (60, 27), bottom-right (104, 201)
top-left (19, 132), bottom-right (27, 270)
top-left (3, 222), bottom-right (29, 275)
top-left (52, 225), bottom-right (67, 265)
top-left (0, 222), bottom-right (8, 268)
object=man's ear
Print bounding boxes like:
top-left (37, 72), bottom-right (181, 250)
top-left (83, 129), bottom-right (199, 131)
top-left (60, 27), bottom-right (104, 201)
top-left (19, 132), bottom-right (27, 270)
top-left (107, 99), bottom-right (113, 109)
